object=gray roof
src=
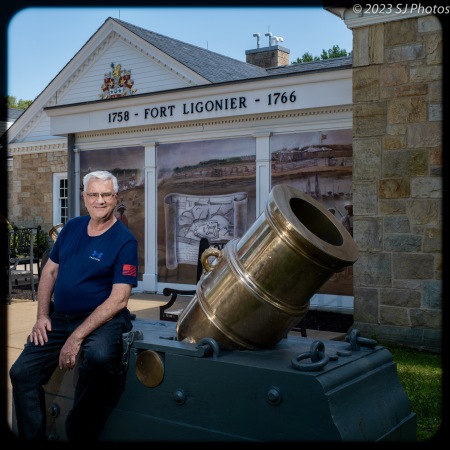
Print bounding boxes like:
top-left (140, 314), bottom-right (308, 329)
top-left (9, 108), bottom-right (25, 120)
top-left (115, 18), bottom-right (269, 83)
top-left (115, 18), bottom-right (352, 83)
top-left (267, 56), bottom-right (352, 76)
top-left (0, 108), bottom-right (25, 121)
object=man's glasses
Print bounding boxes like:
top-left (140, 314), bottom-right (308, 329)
top-left (85, 192), bottom-right (116, 199)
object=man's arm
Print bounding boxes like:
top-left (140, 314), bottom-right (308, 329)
top-left (74, 283), bottom-right (132, 338)
top-left (60, 283), bottom-right (132, 369)
top-left (29, 259), bottom-right (59, 346)
top-left (36, 259), bottom-right (58, 319)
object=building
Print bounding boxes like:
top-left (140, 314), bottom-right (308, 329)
top-left (3, 8), bottom-right (442, 352)
top-left (0, 107), bottom-right (24, 135)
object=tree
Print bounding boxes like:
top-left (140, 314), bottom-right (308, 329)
top-left (5, 95), bottom-right (33, 110)
top-left (292, 45), bottom-right (352, 64)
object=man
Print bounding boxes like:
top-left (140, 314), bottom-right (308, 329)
top-left (116, 202), bottom-right (129, 227)
top-left (341, 202), bottom-right (353, 236)
top-left (10, 170), bottom-right (138, 442)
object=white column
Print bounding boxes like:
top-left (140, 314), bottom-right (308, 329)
top-left (254, 131), bottom-right (272, 217)
top-left (141, 141), bottom-right (158, 292)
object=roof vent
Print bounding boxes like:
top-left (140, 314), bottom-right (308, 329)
top-left (253, 33), bottom-right (261, 48)
top-left (265, 32), bottom-right (284, 47)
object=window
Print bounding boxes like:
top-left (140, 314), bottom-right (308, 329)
top-left (53, 173), bottom-right (68, 225)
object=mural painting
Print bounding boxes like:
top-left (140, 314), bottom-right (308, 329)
top-left (79, 147), bottom-right (146, 279)
top-left (157, 137), bottom-right (256, 285)
top-left (270, 129), bottom-right (354, 296)
top-left (78, 130), bottom-right (352, 296)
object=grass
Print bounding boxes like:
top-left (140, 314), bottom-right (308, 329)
top-left (384, 343), bottom-right (443, 442)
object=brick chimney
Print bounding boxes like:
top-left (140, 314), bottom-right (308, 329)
top-left (245, 32), bottom-right (290, 68)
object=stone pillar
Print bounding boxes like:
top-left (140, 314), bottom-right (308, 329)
top-left (348, 13), bottom-right (442, 352)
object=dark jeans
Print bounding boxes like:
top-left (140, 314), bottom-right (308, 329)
top-left (9, 308), bottom-right (133, 442)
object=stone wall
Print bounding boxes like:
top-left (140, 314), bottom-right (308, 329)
top-left (7, 150), bottom-right (67, 234)
top-left (351, 15), bottom-right (442, 352)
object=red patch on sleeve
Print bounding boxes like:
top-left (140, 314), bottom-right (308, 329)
top-left (122, 264), bottom-right (137, 277)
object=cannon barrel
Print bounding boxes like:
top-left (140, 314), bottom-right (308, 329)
top-left (48, 223), bottom-right (64, 241)
top-left (177, 184), bottom-right (358, 350)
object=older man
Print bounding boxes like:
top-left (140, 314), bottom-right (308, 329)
top-left (10, 170), bottom-right (138, 442)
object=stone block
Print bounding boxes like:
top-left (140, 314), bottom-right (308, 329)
top-left (410, 65), bottom-right (442, 83)
top-left (383, 134), bottom-right (406, 150)
top-left (407, 122), bottom-right (442, 148)
top-left (352, 138), bottom-right (381, 180)
top-left (387, 96), bottom-right (427, 124)
top-left (384, 215), bottom-right (410, 233)
top-left (423, 280), bottom-right (442, 309)
top-left (379, 199), bottom-right (406, 215)
top-left (379, 287), bottom-right (421, 308)
top-left (379, 178), bottom-right (410, 198)
top-left (407, 199), bottom-right (441, 225)
top-left (353, 66), bottom-right (380, 102)
top-left (353, 287), bottom-right (379, 323)
top-left (385, 18), bottom-right (416, 46)
top-left (384, 234), bottom-right (422, 252)
top-left (354, 252), bottom-right (392, 287)
top-left (353, 183), bottom-right (377, 214)
top-left (409, 308), bottom-right (442, 328)
top-left (429, 103), bottom-right (442, 121)
top-left (383, 149), bottom-right (428, 177)
top-left (353, 102), bottom-right (386, 137)
top-left (380, 306), bottom-right (410, 326)
top-left (380, 83), bottom-right (428, 100)
top-left (392, 253), bottom-right (434, 279)
top-left (423, 227), bottom-right (442, 253)
top-left (411, 176), bottom-right (442, 198)
top-left (380, 63), bottom-right (409, 85)
top-left (354, 218), bottom-right (382, 251)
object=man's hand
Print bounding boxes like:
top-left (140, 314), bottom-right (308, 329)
top-left (59, 335), bottom-right (82, 370)
top-left (29, 316), bottom-right (52, 346)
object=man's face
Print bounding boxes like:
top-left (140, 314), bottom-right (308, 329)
top-left (83, 178), bottom-right (117, 220)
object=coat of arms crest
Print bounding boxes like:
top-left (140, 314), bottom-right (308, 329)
top-left (99, 62), bottom-right (137, 99)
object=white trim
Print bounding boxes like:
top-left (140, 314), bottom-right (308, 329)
top-left (67, 106), bottom-right (353, 151)
top-left (52, 172), bottom-right (68, 225)
top-left (254, 131), bottom-right (271, 217)
top-left (142, 142), bottom-right (158, 292)
top-left (7, 138), bottom-right (67, 156)
top-left (337, 5), bottom-right (433, 29)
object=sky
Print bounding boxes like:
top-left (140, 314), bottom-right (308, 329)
top-left (6, 5), bottom-right (352, 102)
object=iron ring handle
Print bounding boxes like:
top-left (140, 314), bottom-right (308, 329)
top-left (197, 337), bottom-right (220, 357)
top-left (345, 329), bottom-right (378, 350)
top-left (291, 340), bottom-right (329, 371)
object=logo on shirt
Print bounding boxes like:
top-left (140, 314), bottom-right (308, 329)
top-left (123, 264), bottom-right (137, 277)
top-left (89, 250), bottom-right (103, 261)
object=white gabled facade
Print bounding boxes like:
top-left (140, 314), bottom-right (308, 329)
top-left (7, 18), bottom-right (209, 150)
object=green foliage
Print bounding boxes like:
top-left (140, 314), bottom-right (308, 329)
top-left (8, 225), bottom-right (48, 258)
top-left (5, 95), bottom-right (33, 110)
top-left (384, 343), bottom-right (442, 441)
top-left (293, 45), bottom-right (352, 64)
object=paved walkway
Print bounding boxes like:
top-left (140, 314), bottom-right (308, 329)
top-left (2, 291), bottom-right (344, 435)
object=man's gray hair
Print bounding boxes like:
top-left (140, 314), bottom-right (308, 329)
top-left (83, 171), bottom-right (119, 193)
